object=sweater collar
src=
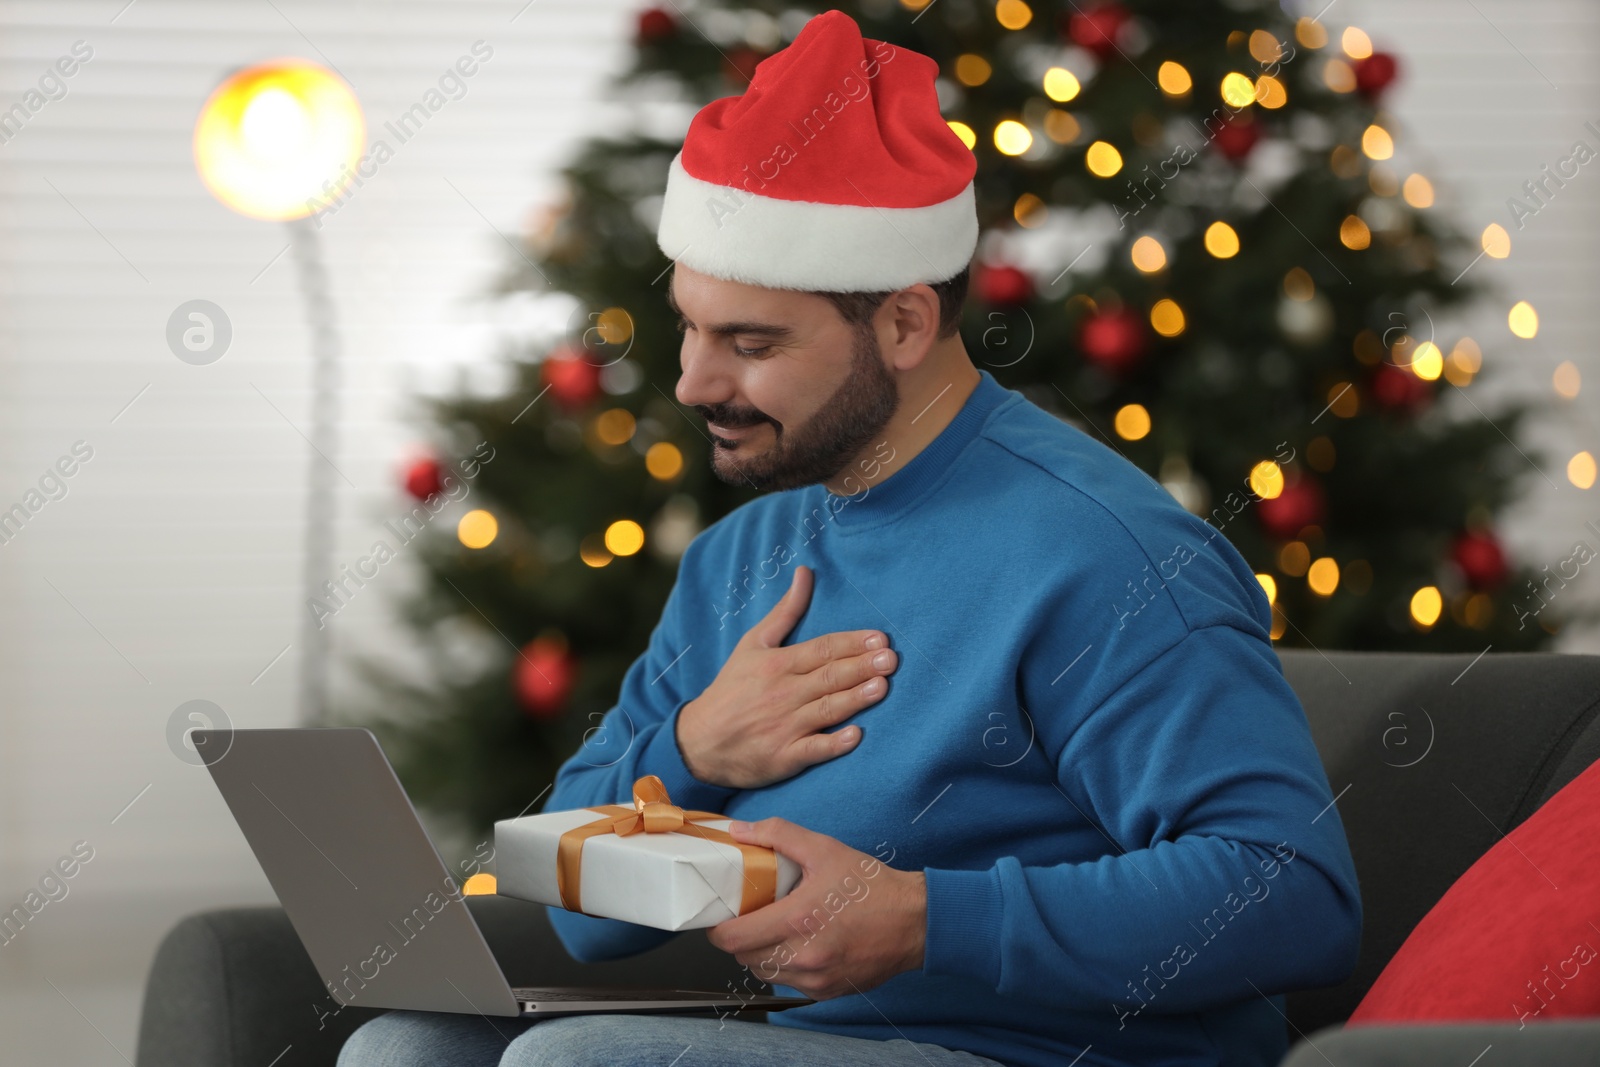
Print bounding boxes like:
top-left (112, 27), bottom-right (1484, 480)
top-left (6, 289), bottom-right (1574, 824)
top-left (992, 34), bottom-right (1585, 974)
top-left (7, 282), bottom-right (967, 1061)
top-left (814, 367), bottom-right (1011, 531)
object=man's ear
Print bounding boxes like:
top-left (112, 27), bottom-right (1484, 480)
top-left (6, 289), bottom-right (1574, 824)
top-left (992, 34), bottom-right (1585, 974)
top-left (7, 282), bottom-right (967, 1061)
top-left (881, 283), bottom-right (942, 369)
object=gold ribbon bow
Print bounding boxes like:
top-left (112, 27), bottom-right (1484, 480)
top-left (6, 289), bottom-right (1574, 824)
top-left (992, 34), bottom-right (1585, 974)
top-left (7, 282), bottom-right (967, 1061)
top-left (555, 774), bottom-right (777, 918)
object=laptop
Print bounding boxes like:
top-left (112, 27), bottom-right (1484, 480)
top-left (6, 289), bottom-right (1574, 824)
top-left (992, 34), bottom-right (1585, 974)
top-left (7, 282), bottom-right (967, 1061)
top-left (192, 726), bottom-right (814, 1019)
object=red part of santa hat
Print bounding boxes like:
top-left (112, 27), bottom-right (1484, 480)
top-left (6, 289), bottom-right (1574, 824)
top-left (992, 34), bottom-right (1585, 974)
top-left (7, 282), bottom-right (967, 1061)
top-left (656, 9), bottom-right (978, 292)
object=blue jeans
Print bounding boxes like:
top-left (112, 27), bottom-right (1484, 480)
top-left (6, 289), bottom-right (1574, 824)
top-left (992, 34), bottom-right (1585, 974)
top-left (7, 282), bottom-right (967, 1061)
top-left (337, 1009), bottom-right (1010, 1067)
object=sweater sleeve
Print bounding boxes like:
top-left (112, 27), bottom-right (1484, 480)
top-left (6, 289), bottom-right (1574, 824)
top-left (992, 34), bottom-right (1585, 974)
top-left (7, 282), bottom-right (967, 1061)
top-left (920, 623), bottom-right (1363, 1013)
top-left (541, 535), bottom-right (739, 963)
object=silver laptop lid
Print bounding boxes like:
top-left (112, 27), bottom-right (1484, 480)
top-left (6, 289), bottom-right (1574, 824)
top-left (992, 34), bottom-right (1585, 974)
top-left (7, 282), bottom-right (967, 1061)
top-left (194, 727), bottom-right (521, 1018)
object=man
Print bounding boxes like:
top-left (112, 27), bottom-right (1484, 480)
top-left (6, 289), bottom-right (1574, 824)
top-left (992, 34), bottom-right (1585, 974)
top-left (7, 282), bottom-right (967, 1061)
top-left (339, 9), bottom-right (1360, 1067)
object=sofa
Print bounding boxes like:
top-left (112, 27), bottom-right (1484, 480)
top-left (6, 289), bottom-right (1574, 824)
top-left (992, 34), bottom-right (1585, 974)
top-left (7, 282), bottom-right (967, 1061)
top-left (135, 648), bottom-right (1600, 1066)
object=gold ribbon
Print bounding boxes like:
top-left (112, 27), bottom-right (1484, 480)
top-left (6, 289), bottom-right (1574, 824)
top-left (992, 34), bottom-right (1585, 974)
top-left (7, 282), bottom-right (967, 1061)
top-left (555, 774), bottom-right (777, 918)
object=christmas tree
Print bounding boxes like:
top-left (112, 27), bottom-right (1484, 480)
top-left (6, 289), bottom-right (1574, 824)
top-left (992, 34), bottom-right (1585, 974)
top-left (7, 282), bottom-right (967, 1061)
top-left (334, 0), bottom-right (1582, 848)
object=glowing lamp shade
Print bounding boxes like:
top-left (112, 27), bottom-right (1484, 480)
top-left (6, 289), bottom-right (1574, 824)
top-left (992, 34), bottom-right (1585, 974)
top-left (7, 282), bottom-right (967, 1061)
top-left (194, 59), bottom-right (364, 221)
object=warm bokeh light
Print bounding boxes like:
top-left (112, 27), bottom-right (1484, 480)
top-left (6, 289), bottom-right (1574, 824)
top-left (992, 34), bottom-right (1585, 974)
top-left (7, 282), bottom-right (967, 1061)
top-left (1254, 75), bottom-right (1287, 108)
top-left (1481, 223), bottom-right (1511, 258)
top-left (1220, 72), bottom-right (1256, 108)
top-left (1158, 61), bottom-right (1192, 96)
top-left (994, 119), bottom-right (1033, 155)
top-left (193, 59), bottom-right (365, 220)
top-left (1307, 557), bottom-right (1340, 597)
top-left (1569, 450), bottom-right (1597, 489)
top-left (1283, 267), bottom-right (1315, 301)
top-left (1323, 58), bottom-right (1356, 93)
top-left (1114, 403), bottom-right (1151, 440)
top-left (1296, 17), bottom-right (1329, 49)
top-left (645, 441), bottom-right (683, 480)
top-left (1402, 173), bottom-right (1434, 208)
top-left (1085, 139), bottom-right (1123, 176)
top-left (1043, 67), bottom-right (1081, 101)
top-left (1013, 192), bottom-right (1046, 227)
top-left (1249, 30), bottom-right (1283, 64)
top-left (1256, 573), bottom-right (1278, 603)
top-left (1249, 461), bottom-right (1285, 499)
top-left (1327, 381), bottom-right (1359, 418)
top-left (1278, 540), bottom-right (1310, 576)
top-left (1554, 360), bottom-right (1581, 399)
top-left (1044, 110), bottom-right (1080, 144)
top-left (1339, 215), bottom-right (1371, 250)
top-left (1508, 300), bottom-right (1539, 339)
top-left (1361, 124), bottom-right (1394, 160)
top-left (1410, 341), bottom-right (1443, 381)
top-left (594, 408), bottom-right (636, 446)
top-left (1445, 338), bottom-right (1482, 386)
top-left (604, 519), bottom-right (645, 557)
top-left (1150, 298), bottom-right (1185, 337)
top-left (956, 54), bottom-right (993, 86)
top-left (1130, 235), bottom-right (1167, 272)
top-left (1409, 585), bottom-right (1442, 627)
top-left (1342, 27), bottom-right (1373, 59)
top-left (579, 535), bottom-right (613, 568)
top-left (1204, 221), bottom-right (1240, 258)
top-left (458, 509), bottom-right (498, 549)
top-left (947, 120), bottom-right (977, 150)
top-left (463, 873), bottom-right (497, 895)
top-left (995, 0), bottom-right (1032, 30)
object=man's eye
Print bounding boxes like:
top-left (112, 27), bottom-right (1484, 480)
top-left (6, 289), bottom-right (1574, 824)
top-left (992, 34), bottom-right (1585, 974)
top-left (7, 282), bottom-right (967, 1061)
top-left (733, 343), bottom-right (770, 358)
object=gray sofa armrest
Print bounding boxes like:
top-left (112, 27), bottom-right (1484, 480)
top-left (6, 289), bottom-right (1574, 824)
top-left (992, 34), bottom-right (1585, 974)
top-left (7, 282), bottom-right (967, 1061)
top-left (1282, 1019), bottom-right (1600, 1066)
top-left (135, 895), bottom-right (753, 1067)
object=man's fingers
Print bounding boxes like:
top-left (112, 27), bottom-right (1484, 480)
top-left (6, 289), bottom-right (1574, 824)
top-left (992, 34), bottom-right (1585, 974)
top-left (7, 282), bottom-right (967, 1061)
top-left (749, 565), bottom-right (812, 650)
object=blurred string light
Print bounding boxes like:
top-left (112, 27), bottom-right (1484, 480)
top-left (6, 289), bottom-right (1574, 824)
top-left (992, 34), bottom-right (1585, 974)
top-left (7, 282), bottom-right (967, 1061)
top-left (1158, 61), bottom-right (1191, 96)
top-left (604, 519), bottom-right (645, 556)
top-left (1296, 18), bottom-right (1329, 49)
top-left (1131, 235), bottom-right (1167, 272)
top-left (1086, 140), bottom-right (1123, 176)
top-left (1150, 298), bottom-right (1185, 336)
top-left (646, 441), bottom-right (683, 480)
top-left (1361, 124), bottom-right (1393, 160)
top-left (1256, 573), bottom-right (1277, 603)
top-left (1481, 223), bottom-right (1511, 258)
top-left (948, 120), bottom-right (977, 149)
top-left (1204, 221), bottom-right (1240, 258)
top-left (995, 0), bottom-right (1031, 30)
top-left (1220, 72), bottom-right (1255, 108)
top-left (458, 509), bottom-right (499, 549)
top-left (1402, 173), bottom-right (1434, 207)
top-left (1508, 300), bottom-right (1539, 338)
top-left (1410, 341), bottom-right (1443, 380)
top-left (1342, 27), bottom-right (1374, 59)
top-left (1554, 361), bottom-right (1581, 398)
top-left (1410, 585), bottom-right (1442, 627)
top-left (994, 119), bottom-right (1032, 155)
top-left (956, 54), bottom-right (992, 86)
top-left (1043, 67), bottom-right (1081, 101)
top-left (1249, 460), bottom-right (1285, 499)
top-left (1114, 403), bottom-right (1151, 440)
top-left (1339, 215), bottom-right (1371, 249)
top-left (193, 58), bottom-right (364, 220)
top-left (1570, 451), bottom-right (1597, 489)
top-left (1307, 557), bottom-right (1340, 596)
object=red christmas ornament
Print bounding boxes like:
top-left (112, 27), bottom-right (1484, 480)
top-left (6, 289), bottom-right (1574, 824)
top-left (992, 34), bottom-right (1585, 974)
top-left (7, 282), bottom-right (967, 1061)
top-left (1212, 117), bottom-right (1261, 162)
top-left (402, 453), bottom-right (445, 501)
top-left (1078, 305), bottom-right (1147, 374)
top-left (636, 7), bottom-right (677, 45)
top-left (1451, 529), bottom-right (1508, 590)
top-left (1258, 474), bottom-right (1326, 541)
top-left (542, 348), bottom-right (603, 411)
top-left (514, 635), bottom-right (577, 719)
top-left (976, 262), bottom-right (1034, 307)
top-left (1062, 2), bottom-right (1130, 59)
top-left (1371, 362), bottom-right (1432, 413)
top-left (1354, 52), bottom-right (1400, 98)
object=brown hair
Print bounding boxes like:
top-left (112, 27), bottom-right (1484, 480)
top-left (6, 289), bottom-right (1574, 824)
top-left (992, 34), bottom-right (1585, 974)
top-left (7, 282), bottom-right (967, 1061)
top-left (811, 263), bottom-right (970, 342)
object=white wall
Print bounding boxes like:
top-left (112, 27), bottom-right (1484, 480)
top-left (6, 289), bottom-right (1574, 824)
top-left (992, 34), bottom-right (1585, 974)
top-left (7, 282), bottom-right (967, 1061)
top-left (0, 1), bottom-right (644, 1062)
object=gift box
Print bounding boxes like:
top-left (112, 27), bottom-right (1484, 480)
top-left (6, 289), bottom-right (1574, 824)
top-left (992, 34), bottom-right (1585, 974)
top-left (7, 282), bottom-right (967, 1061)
top-left (493, 774), bottom-right (801, 931)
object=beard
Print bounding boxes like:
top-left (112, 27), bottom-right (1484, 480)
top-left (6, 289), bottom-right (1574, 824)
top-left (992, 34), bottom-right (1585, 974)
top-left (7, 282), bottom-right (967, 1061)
top-left (700, 325), bottom-right (900, 493)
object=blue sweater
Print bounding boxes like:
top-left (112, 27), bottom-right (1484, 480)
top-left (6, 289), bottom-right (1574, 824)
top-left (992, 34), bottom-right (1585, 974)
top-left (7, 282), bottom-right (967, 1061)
top-left (543, 367), bottom-right (1362, 1067)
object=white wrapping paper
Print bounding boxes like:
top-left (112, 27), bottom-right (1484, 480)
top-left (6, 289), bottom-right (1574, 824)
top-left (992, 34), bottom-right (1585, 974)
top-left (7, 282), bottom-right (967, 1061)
top-left (494, 807), bottom-right (802, 931)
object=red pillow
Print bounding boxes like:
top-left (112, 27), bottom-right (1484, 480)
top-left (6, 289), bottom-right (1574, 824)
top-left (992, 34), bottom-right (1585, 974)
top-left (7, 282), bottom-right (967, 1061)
top-left (1348, 755), bottom-right (1600, 1026)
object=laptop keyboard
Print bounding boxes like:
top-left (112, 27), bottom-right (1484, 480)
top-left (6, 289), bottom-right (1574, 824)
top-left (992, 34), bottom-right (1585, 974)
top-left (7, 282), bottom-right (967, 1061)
top-left (511, 988), bottom-right (728, 1002)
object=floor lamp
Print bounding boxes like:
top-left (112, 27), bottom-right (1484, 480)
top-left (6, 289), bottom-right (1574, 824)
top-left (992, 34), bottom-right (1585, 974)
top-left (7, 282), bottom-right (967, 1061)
top-left (193, 59), bottom-right (365, 725)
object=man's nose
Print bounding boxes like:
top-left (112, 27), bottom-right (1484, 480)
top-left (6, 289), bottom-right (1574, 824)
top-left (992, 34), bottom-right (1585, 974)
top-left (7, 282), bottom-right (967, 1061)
top-left (675, 334), bottom-right (730, 410)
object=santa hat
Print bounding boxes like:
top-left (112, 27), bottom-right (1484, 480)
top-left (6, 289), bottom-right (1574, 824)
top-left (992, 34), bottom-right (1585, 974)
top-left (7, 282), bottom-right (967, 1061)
top-left (656, 9), bottom-right (978, 293)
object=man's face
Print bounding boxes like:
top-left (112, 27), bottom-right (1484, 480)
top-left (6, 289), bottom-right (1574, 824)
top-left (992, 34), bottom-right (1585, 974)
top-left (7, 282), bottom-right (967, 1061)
top-left (669, 263), bottom-right (900, 493)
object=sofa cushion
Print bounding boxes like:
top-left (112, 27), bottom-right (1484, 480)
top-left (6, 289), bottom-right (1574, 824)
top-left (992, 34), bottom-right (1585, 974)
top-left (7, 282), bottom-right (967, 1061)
top-left (1347, 755), bottom-right (1600, 1025)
